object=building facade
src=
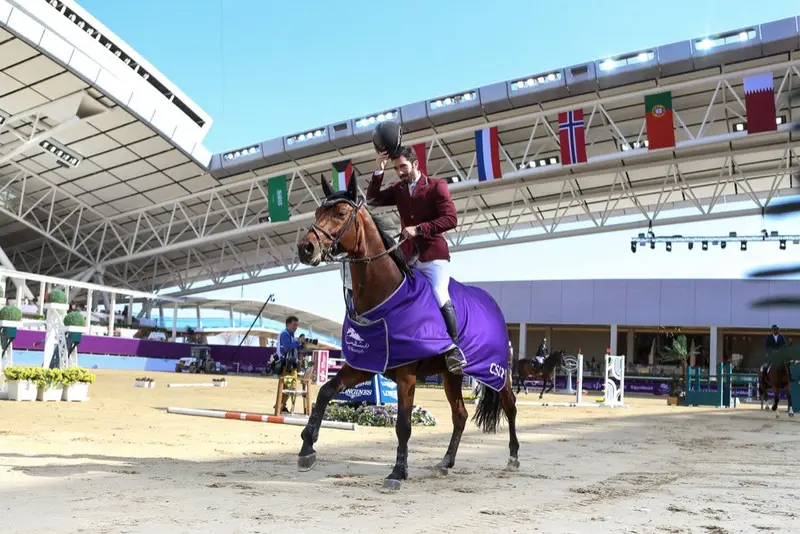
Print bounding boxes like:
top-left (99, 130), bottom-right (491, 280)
top-left (472, 278), bottom-right (799, 374)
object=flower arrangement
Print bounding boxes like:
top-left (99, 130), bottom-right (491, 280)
top-left (62, 367), bottom-right (95, 385)
top-left (3, 365), bottom-right (43, 382)
top-left (322, 403), bottom-right (437, 427)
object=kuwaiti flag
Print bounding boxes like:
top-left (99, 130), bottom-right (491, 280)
top-left (743, 72), bottom-right (777, 134)
top-left (331, 159), bottom-right (354, 191)
top-left (475, 126), bottom-right (502, 182)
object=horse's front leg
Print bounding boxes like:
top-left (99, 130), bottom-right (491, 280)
top-left (298, 365), bottom-right (372, 471)
top-left (432, 370), bottom-right (468, 476)
top-left (383, 365), bottom-right (417, 492)
top-left (771, 386), bottom-right (780, 417)
top-left (545, 373), bottom-right (555, 394)
top-left (539, 376), bottom-right (546, 399)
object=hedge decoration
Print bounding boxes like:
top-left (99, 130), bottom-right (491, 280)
top-left (0, 305), bottom-right (22, 322)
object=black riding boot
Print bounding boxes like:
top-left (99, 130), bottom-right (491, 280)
top-left (441, 301), bottom-right (466, 374)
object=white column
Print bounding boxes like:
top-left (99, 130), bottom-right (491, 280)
top-left (229, 305), bottom-right (235, 328)
top-left (14, 277), bottom-right (22, 307)
top-left (85, 290), bottom-right (93, 334)
top-left (38, 281), bottom-right (45, 316)
top-left (159, 305), bottom-right (165, 328)
top-left (610, 324), bottom-right (618, 356)
top-left (196, 306), bottom-right (202, 328)
top-left (107, 292), bottom-right (116, 337)
top-left (518, 322), bottom-right (527, 360)
top-left (172, 303), bottom-right (178, 341)
top-left (709, 326), bottom-right (719, 376)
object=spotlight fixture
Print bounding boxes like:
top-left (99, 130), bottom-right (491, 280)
top-left (631, 242), bottom-right (636, 253)
top-left (740, 241), bottom-right (747, 251)
top-left (702, 241), bottom-right (708, 251)
top-left (39, 139), bottom-right (81, 168)
top-left (665, 242), bottom-right (672, 252)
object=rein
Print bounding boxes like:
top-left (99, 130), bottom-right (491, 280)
top-left (309, 198), bottom-right (407, 264)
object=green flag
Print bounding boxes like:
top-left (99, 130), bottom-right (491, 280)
top-left (267, 175), bottom-right (290, 222)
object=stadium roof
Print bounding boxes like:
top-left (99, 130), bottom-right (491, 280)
top-left (1, 4), bottom-right (799, 298)
top-left (179, 296), bottom-right (343, 340)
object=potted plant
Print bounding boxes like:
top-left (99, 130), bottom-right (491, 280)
top-left (61, 367), bottom-right (94, 401)
top-left (0, 304), bottom-right (23, 328)
top-left (660, 334), bottom-right (699, 401)
top-left (45, 288), bottom-right (68, 312)
top-left (666, 375), bottom-right (682, 406)
top-left (36, 368), bottom-right (64, 402)
top-left (4, 366), bottom-right (42, 401)
top-left (133, 376), bottom-right (156, 388)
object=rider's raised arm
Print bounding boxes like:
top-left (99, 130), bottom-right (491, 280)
top-left (366, 170), bottom-right (397, 207)
top-left (417, 179), bottom-right (457, 238)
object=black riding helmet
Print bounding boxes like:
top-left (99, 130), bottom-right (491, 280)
top-left (372, 121), bottom-right (402, 158)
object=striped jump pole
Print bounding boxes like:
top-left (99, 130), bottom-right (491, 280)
top-left (167, 383), bottom-right (226, 388)
top-left (166, 407), bottom-right (358, 431)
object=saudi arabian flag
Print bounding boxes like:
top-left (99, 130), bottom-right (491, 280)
top-left (332, 159), bottom-right (354, 191)
top-left (267, 175), bottom-right (290, 222)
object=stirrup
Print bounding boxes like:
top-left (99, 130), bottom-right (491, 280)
top-left (445, 347), bottom-right (466, 374)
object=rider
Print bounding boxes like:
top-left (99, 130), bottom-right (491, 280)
top-left (766, 324), bottom-right (787, 354)
top-left (366, 146), bottom-right (465, 374)
top-left (534, 337), bottom-right (548, 367)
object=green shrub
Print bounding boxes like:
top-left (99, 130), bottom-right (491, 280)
top-left (61, 367), bottom-right (95, 385)
top-left (35, 368), bottom-right (63, 390)
top-left (47, 289), bottom-right (67, 304)
top-left (3, 366), bottom-right (43, 382)
top-left (322, 403), bottom-right (436, 427)
top-left (64, 311), bottom-right (86, 327)
top-left (0, 305), bottom-right (22, 322)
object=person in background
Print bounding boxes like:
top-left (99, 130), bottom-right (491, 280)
top-left (274, 315), bottom-right (306, 413)
top-left (766, 324), bottom-right (787, 355)
top-left (534, 337), bottom-right (548, 367)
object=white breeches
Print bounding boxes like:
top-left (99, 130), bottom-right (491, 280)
top-left (411, 259), bottom-right (451, 308)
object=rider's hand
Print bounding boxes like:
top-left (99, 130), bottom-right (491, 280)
top-left (375, 151), bottom-right (389, 172)
top-left (401, 226), bottom-right (418, 239)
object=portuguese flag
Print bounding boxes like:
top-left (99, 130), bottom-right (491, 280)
top-left (331, 159), bottom-right (353, 191)
top-left (644, 91), bottom-right (675, 150)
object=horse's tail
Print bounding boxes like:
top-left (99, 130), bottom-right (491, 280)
top-left (472, 384), bottom-right (505, 434)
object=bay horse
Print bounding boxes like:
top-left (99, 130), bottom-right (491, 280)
top-left (294, 175), bottom-right (519, 492)
top-left (513, 350), bottom-right (566, 398)
top-left (758, 361), bottom-right (794, 417)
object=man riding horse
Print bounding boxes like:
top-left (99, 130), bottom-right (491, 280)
top-left (367, 146), bottom-right (466, 375)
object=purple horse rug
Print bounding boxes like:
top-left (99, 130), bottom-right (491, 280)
top-left (342, 270), bottom-right (510, 391)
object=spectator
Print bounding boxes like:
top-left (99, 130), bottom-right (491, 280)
top-left (274, 315), bottom-right (306, 412)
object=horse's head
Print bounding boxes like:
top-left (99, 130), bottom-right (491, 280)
top-left (297, 175), bottom-right (363, 266)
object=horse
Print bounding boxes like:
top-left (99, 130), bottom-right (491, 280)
top-left (758, 361), bottom-right (794, 417)
top-left (513, 350), bottom-right (566, 398)
top-left (294, 175), bottom-right (519, 492)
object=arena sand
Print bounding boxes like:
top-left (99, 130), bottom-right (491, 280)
top-left (1, 370), bottom-right (799, 534)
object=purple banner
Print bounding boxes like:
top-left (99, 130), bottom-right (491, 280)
top-left (13, 329), bottom-right (343, 374)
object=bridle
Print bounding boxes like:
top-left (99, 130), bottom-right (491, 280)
top-left (309, 197), bottom-right (406, 264)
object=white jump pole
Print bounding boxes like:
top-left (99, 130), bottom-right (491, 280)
top-left (167, 407), bottom-right (358, 431)
top-left (167, 383), bottom-right (226, 388)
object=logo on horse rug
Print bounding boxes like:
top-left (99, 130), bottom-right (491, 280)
top-left (342, 270), bottom-right (510, 391)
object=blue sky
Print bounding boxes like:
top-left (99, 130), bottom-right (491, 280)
top-left (79, 0), bottom-right (800, 326)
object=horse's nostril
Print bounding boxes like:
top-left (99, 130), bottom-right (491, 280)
top-left (302, 241), bottom-right (314, 256)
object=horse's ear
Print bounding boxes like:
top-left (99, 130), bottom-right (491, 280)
top-left (346, 174), bottom-right (358, 201)
top-left (321, 176), bottom-right (334, 198)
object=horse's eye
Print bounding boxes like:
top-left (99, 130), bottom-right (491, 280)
top-left (337, 210), bottom-right (347, 218)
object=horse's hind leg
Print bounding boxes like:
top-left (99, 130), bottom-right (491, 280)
top-left (545, 374), bottom-right (555, 394)
top-left (539, 377), bottom-right (546, 399)
top-left (772, 384), bottom-right (780, 417)
top-left (432, 372), bottom-right (468, 476)
top-left (500, 381), bottom-right (520, 471)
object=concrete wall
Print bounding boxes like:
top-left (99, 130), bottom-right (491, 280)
top-left (475, 279), bottom-right (800, 329)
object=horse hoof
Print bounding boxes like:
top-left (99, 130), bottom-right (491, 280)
top-left (297, 452), bottom-right (317, 472)
top-left (506, 457), bottom-right (520, 471)
top-left (789, 412), bottom-right (795, 418)
top-left (431, 464), bottom-right (449, 477)
top-left (381, 478), bottom-right (403, 493)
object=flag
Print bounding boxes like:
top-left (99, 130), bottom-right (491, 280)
top-left (331, 159), bottom-right (353, 191)
top-left (475, 126), bottom-right (501, 181)
top-left (412, 143), bottom-right (427, 176)
top-left (743, 72), bottom-right (777, 134)
top-left (644, 91), bottom-right (675, 150)
top-left (267, 175), bottom-right (290, 222)
top-left (558, 110), bottom-right (587, 165)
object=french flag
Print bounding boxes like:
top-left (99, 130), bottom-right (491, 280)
top-left (475, 126), bottom-right (502, 182)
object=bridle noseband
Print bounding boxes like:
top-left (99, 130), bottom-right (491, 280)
top-left (309, 197), bottom-right (405, 264)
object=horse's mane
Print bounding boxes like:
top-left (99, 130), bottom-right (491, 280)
top-left (326, 191), bottom-right (412, 277)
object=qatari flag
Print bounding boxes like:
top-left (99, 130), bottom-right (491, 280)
top-left (743, 72), bottom-right (777, 134)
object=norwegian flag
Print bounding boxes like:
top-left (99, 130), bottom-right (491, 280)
top-left (558, 109), bottom-right (587, 165)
